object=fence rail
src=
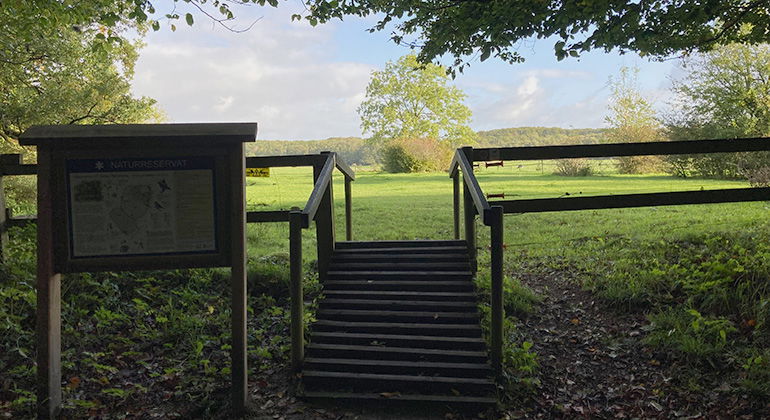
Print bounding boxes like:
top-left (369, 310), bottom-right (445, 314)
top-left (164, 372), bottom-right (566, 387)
top-left (449, 136), bottom-right (770, 377)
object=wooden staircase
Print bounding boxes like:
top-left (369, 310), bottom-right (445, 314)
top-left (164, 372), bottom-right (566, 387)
top-left (301, 240), bottom-right (497, 409)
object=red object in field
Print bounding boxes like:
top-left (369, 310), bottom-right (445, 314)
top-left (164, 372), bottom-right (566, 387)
top-left (485, 161), bottom-right (504, 168)
top-left (486, 192), bottom-right (505, 199)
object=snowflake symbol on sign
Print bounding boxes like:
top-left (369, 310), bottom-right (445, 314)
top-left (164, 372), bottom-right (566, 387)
top-left (95, 161), bottom-right (104, 170)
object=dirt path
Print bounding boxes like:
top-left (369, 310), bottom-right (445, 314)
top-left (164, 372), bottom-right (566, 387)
top-left (512, 270), bottom-right (769, 419)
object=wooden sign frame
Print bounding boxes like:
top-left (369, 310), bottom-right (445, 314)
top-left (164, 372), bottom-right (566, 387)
top-left (20, 123), bottom-right (256, 419)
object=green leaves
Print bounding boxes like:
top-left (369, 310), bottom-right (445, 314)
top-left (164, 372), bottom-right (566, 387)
top-left (185, 13), bottom-right (194, 26)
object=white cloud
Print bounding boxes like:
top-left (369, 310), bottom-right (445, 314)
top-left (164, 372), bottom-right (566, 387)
top-left (132, 16), bottom-right (374, 140)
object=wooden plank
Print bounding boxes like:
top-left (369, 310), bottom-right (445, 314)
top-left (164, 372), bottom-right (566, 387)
top-left (488, 206), bottom-right (504, 375)
top-left (311, 320), bottom-right (482, 337)
top-left (0, 177), bottom-right (7, 262)
top-left (472, 137), bottom-right (770, 162)
top-left (35, 145), bottom-right (62, 419)
top-left (313, 154), bottom-right (336, 282)
top-left (457, 147), bottom-right (490, 219)
top-left (246, 210), bottom-right (289, 223)
top-left (1, 164), bottom-right (37, 176)
top-left (303, 357), bottom-right (492, 377)
top-left (301, 391), bottom-right (497, 405)
top-left (7, 215), bottom-right (37, 228)
top-left (344, 177), bottom-right (352, 241)
top-left (304, 155), bottom-right (335, 225)
top-left (335, 240), bottom-right (466, 249)
top-left (497, 187), bottom-right (770, 214)
top-left (245, 154), bottom-right (325, 168)
top-left (334, 154), bottom-right (356, 180)
top-left (289, 211), bottom-right (304, 371)
top-left (228, 144), bottom-right (248, 416)
top-left (20, 123), bottom-right (258, 146)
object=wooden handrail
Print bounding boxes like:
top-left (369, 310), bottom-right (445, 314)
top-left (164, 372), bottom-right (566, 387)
top-left (454, 148), bottom-right (492, 225)
top-left (472, 137), bottom-right (770, 162)
top-left (302, 154), bottom-right (335, 227)
top-left (246, 154), bottom-right (326, 168)
top-left (335, 157), bottom-right (356, 181)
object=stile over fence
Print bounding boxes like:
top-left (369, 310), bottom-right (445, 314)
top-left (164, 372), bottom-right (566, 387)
top-left (450, 137), bottom-right (770, 374)
top-left (0, 150), bottom-right (355, 372)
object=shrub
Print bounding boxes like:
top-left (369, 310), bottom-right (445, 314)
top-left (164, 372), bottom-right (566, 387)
top-left (553, 158), bottom-right (594, 176)
top-left (380, 137), bottom-right (453, 173)
top-left (614, 155), bottom-right (663, 174)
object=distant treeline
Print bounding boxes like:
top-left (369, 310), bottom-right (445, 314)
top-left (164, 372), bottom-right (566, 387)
top-left (247, 127), bottom-right (608, 165)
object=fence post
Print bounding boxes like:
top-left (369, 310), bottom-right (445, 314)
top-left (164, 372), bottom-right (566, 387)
top-left (0, 154), bottom-right (22, 263)
top-left (452, 172), bottom-right (460, 240)
top-left (489, 206), bottom-right (504, 375)
top-left (314, 152), bottom-right (335, 282)
top-left (344, 176), bottom-right (352, 241)
top-left (289, 209), bottom-right (304, 371)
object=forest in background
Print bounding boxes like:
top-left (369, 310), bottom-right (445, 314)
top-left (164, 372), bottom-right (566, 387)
top-left (247, 127), bottom-right (608, 165)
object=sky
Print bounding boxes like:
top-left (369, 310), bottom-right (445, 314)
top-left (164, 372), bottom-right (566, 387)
top-left (131, 1), bottom-right (679, 140)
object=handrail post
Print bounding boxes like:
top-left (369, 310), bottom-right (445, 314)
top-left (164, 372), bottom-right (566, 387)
top-left (0, 154), bottom-right (22, 264)
top-left (461, 147), bottom-right (477, 272)
top-left (289, 209), bottom-right (304, 371)
top-left (344, 176), bottom-right (352, 241)
top-left (452, 171), bottom-right (460, 240)
top-left (314, 152), bottom-right (336, 282)
top-left (489, 206), bottom-right (504, 375)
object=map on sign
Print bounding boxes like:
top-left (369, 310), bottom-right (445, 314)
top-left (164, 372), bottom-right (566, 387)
top-left (66, 157), bottom-right (218, 258)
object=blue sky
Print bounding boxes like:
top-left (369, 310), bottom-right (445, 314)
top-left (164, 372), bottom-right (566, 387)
top-left (132, 2), bottom-right (678, 140)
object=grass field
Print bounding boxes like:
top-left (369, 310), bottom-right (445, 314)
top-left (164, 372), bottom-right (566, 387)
top-left (244, 161), bottom-right (766, 262)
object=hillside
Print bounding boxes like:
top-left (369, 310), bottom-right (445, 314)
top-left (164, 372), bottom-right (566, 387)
top-left (247, 127), bottom-right (609, 164)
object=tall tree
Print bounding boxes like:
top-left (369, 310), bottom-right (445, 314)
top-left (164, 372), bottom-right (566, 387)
top-left (665, 43), bottom-right (770, 179)
top-left (0, 2), bottom-right (162, 149)
top-left (303, 0), bottom-right (770, 73)
top-left (605, 66), bottom-right (663, 173)
top-left (358, 54), bottom-right (475, 146)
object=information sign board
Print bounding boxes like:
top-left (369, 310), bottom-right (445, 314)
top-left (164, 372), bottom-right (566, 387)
top-left (66, 157), bottom-right (218, 258)
top-left (246, 167), bottom-right (270, 177)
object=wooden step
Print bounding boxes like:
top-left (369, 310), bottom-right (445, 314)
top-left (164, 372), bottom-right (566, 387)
top-left (332, 253), bottom-right (470, 262)
top-left (311, 320), bottom-right (483, 337)
top-left (328, 270), bottom-right (473, 280)
top-left (335, 240), bottom-right (467, 249)
top-left (303, 357), bottom-right (492, 378)
top-left (323, 280), bottom-right (474, 292)
top-left (319, 299), bottom-right (477, 312)
top-left (301, 391), bottom-right (497, 409)
top-left (305, 343), bottom-right (488, 363)
top-left (321, 290), bottom-right (478, 302)
top-left (333, 246), bottom-right (469, 254)
top-left (302, 371), bottom-right (495, 396)
top-left (316, 309), bottom-right (479, 324)
top-left (329, 262), bottom-right (471, 271)
top-left (309, 332), bottom-right (486, 350)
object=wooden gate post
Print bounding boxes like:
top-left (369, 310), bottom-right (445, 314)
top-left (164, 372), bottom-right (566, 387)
top-left (489, 206), bottom-right (504, 375)
top-left (452, 172), bottom-right (460, 240)
top-left (289, 209), bottom-right (304, 371)
top-left (229, 143), bottom-right (248, 416)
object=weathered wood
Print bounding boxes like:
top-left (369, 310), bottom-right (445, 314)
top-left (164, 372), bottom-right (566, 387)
top-left (289, 210), bottom-right (304, 372)
top-left (301, 391), bottom-right (497, 407)
top-left (304, 155), bottom-right (335, 225)
top-left (463, 182), bottom-right (477, 273)
top-left (305, 343), bottom-right (488, 363)
top-left (245, 154), bottom-right (326, 168)
top-left (310, 319), bottom-right (482, 337)
top-left (7, 214), bottom-right (37, 228)
top-left (344, 177), bottom-right (352, 241)
top-left (321, 290), bottom-right (477, 302)
top-left (1, 164), bottom-right (37, 176)
top-left (313, 153), bottom-right (336, 282)
top-left (472, 137), bottom-right (770, 162)
top-left (228, 144), bottom-right (248, 417)
top-left (20, 123), bottom-right (258, 146)
top-left (453, 173), bottom-right (460, 240)
top-left (334, 155), bottom-right (356, 180)
top-left (303, 357), bottom-right (492, 377)
top-left (457, 148), bottom-right (490, 221)
top-left (335, 240), bottom-right (466, 249)
top-left (309, 331), bottom-right (485, 350)
top-left (488, 206), bottom-right (504, 376)
top-left (246, 210), bottom-right (289, 223)
top-left (35, 145), bottom-right (62, 419)
top-left (496, 187), bottom-right (770, 214)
